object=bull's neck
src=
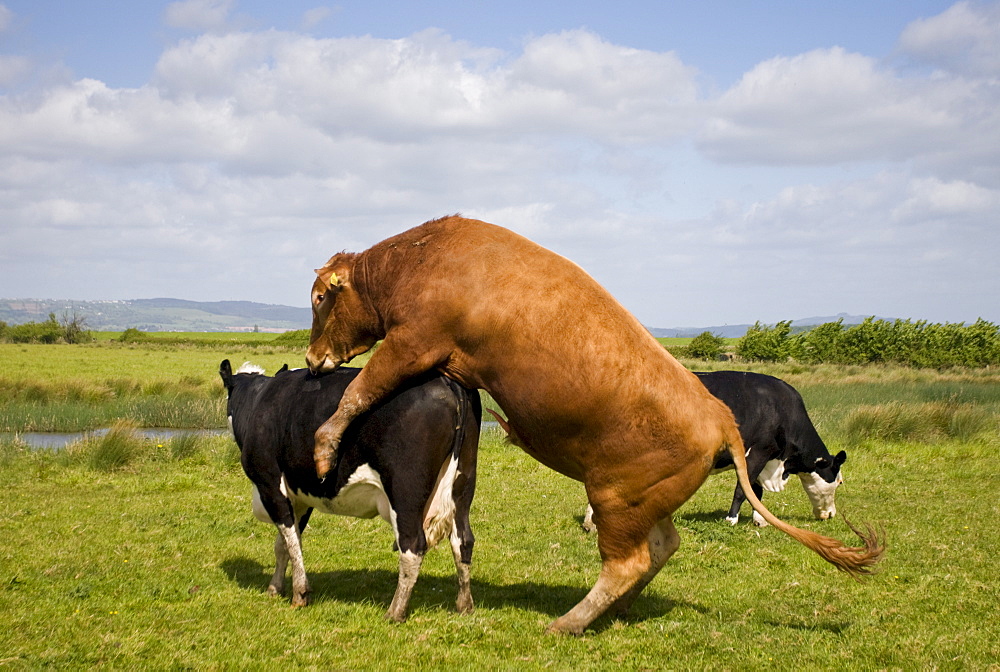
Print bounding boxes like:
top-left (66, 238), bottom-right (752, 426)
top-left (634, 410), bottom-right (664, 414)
top-left (352, 249), bottom-right (388, 338)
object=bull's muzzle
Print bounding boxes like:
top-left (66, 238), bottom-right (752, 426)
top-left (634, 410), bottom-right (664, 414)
top-left (305, 349), bottom-right (340, 375)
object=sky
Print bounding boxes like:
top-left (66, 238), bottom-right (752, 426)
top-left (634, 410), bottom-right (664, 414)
top-left (1, 0), bottom-right (998, 328)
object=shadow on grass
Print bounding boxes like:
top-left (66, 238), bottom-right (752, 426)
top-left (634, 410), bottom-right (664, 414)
top-left (219, 556), bottom-right (704, 631)
top-left (676, 508), bottom-right (818, 526)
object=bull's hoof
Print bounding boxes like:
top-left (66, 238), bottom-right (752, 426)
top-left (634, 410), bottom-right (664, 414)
top-left (384, 609), bottom-right (408, 623)
top-left (545, 619), bottom-right (585, 636)
top-left (314, 449), bottom-right (336, 479)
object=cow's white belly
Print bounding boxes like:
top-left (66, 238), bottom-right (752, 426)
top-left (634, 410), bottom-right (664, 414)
top-left (293, 464), bottom-right (394, 521)
top-left (250, 457), bottom-right (461, 550)
top-left (757, 459), bottom-right (787, 492)
top-left (710, 458), bottom-right (788, 492)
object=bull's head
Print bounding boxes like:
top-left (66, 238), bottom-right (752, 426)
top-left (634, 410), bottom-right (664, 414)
top-left (305, 255), bottom-right (380, 374)
top-left (797, 450), bottom-right (847, 520)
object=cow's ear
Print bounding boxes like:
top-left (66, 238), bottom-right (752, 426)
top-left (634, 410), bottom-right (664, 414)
top-left (219, 359), bottom-right (232, 386)
top-left (834, 450), bottom-right (847, 466)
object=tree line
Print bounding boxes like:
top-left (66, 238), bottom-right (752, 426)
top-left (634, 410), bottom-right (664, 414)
top-left (686, 317), bottom-right (1000, 368)
top-left (0, 312), bottom-right (93, 344)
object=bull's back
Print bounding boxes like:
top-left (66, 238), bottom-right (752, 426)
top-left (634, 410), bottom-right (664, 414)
top-left (383, 217), bottom-right (731, 478)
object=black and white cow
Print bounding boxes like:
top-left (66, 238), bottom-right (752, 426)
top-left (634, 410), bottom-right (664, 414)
top-left (582, 370), bottom-right (846, 530)
top-left (219, 360), bottom-right (481, 622)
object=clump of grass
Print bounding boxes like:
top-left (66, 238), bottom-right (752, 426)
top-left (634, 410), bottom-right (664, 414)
top-left (86, 420), bottom-right (145, 471)
top-left (948, 405), bottom-right (995, 442)
top-left (844, 401), bottom-right (997, 443)
top-left (168, 433), bottom-right (200, 460)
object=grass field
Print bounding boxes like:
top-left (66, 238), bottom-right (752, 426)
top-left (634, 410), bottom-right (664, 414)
top-left (1, 337), bottom-right (999, 668)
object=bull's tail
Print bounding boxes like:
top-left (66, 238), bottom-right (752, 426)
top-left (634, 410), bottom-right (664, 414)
top-left (725, 427), bottom-right (885, 578)
top-left (485, 408), bottom-right (529, 450)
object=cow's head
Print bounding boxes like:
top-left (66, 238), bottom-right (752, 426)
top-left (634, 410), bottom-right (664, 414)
top-left (306, 254), bottom-right (380, 374)
top-left (797, 450), bottom-right (847, 520)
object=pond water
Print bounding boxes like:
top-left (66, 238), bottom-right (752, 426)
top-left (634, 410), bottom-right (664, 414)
top-left (3, 428), bottom-right (229, 449)
top-left (5, 422), bottom-right (501, 449)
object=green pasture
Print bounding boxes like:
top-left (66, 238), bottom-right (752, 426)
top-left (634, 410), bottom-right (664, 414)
top-left (1, 336), bottom-right (999, 668)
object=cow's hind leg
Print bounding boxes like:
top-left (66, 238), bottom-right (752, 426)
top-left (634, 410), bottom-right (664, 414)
top-left (276, 521), bottom-right (310, 607)
top-left (610, 516), bottom-right (680, 617)
top-left (450, 519), bottom-right (475, 615)
top-left (385, 509), bottom-right (430, 622)
top-left (386, 550), bottom-right (424, 622)
top-left (266, 501), bottom-right (312, 607)
top-left (267, 530), bottom-right (289, 597)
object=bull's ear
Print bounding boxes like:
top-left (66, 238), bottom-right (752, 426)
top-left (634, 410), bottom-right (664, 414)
top-left (315, 266), bottom-right (345, 291)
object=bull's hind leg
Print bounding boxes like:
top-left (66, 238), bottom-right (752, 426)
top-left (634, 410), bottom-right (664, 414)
top-left (610, 517), bottom-right (680, 617)
top-left (545, 548), bottom-right (651, 635)
top-left (545, 502), bottom-right (659, 635)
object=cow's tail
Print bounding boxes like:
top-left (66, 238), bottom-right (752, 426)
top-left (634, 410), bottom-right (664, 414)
top-left (724, 427), bottom-right (885, 578)
top-left (445, 378), bottom-right (479, 461)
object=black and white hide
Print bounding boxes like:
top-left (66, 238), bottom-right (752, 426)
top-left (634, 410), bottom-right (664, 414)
top-left (219, 360), bottom-right (480, 621)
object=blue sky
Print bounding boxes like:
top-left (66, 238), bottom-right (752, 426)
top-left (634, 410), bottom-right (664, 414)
top-left (1, 0), bottom-right (997, 327)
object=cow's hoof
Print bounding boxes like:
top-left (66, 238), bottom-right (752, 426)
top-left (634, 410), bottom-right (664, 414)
top-left (456, 596), bottom-right (475, 615)
top-left (724, 515), bottom-right (738, 526)
top-left (266, 585), bottom-right (283, 598)
top-left (291, 592), bottom-right (311, 608)
top-left (752, 512), bottom-right (769, 527)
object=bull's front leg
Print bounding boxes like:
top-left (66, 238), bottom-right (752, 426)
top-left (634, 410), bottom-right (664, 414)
top-left (314, 332), bottom-right (451, 479)
top-left (314, 392), bottom-right (368, 479)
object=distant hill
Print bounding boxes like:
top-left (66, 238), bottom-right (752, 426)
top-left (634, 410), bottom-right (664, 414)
top-left (0, 298), bottom-right (311, 332)
top-left (1, 299), bottom-right (889, 336)
top-left (647, 313), bottom-right (894, 339)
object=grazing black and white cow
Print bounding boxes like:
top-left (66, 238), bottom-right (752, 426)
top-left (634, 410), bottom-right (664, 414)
top-left (582, 370), bottom-right (846, 530)
top-left (219, 360), bottom-right (481, 622)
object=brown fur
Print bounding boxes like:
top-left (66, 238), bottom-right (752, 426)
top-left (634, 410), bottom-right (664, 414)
top-left (307, 216), bottom-right (884, 634)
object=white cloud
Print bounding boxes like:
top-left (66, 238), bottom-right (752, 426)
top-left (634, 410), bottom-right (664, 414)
top-left (699, 47), bottom-right (960, 164)
top-left (697, 35), bottom-right (1000, 190)
top-left (0, 13), bottom-right (997, 325)
top-left (163, 0), bottom-right (235, 32)
top-left (0, 4), bottom-right (12, 33)
top-left (301, 7), bottom-right (333, 32)
top-left (898, 0), bottom-right (1000, 77)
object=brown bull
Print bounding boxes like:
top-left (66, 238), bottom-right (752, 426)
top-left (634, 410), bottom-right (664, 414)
top-left (306, 215), bottom-right (884, 635)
